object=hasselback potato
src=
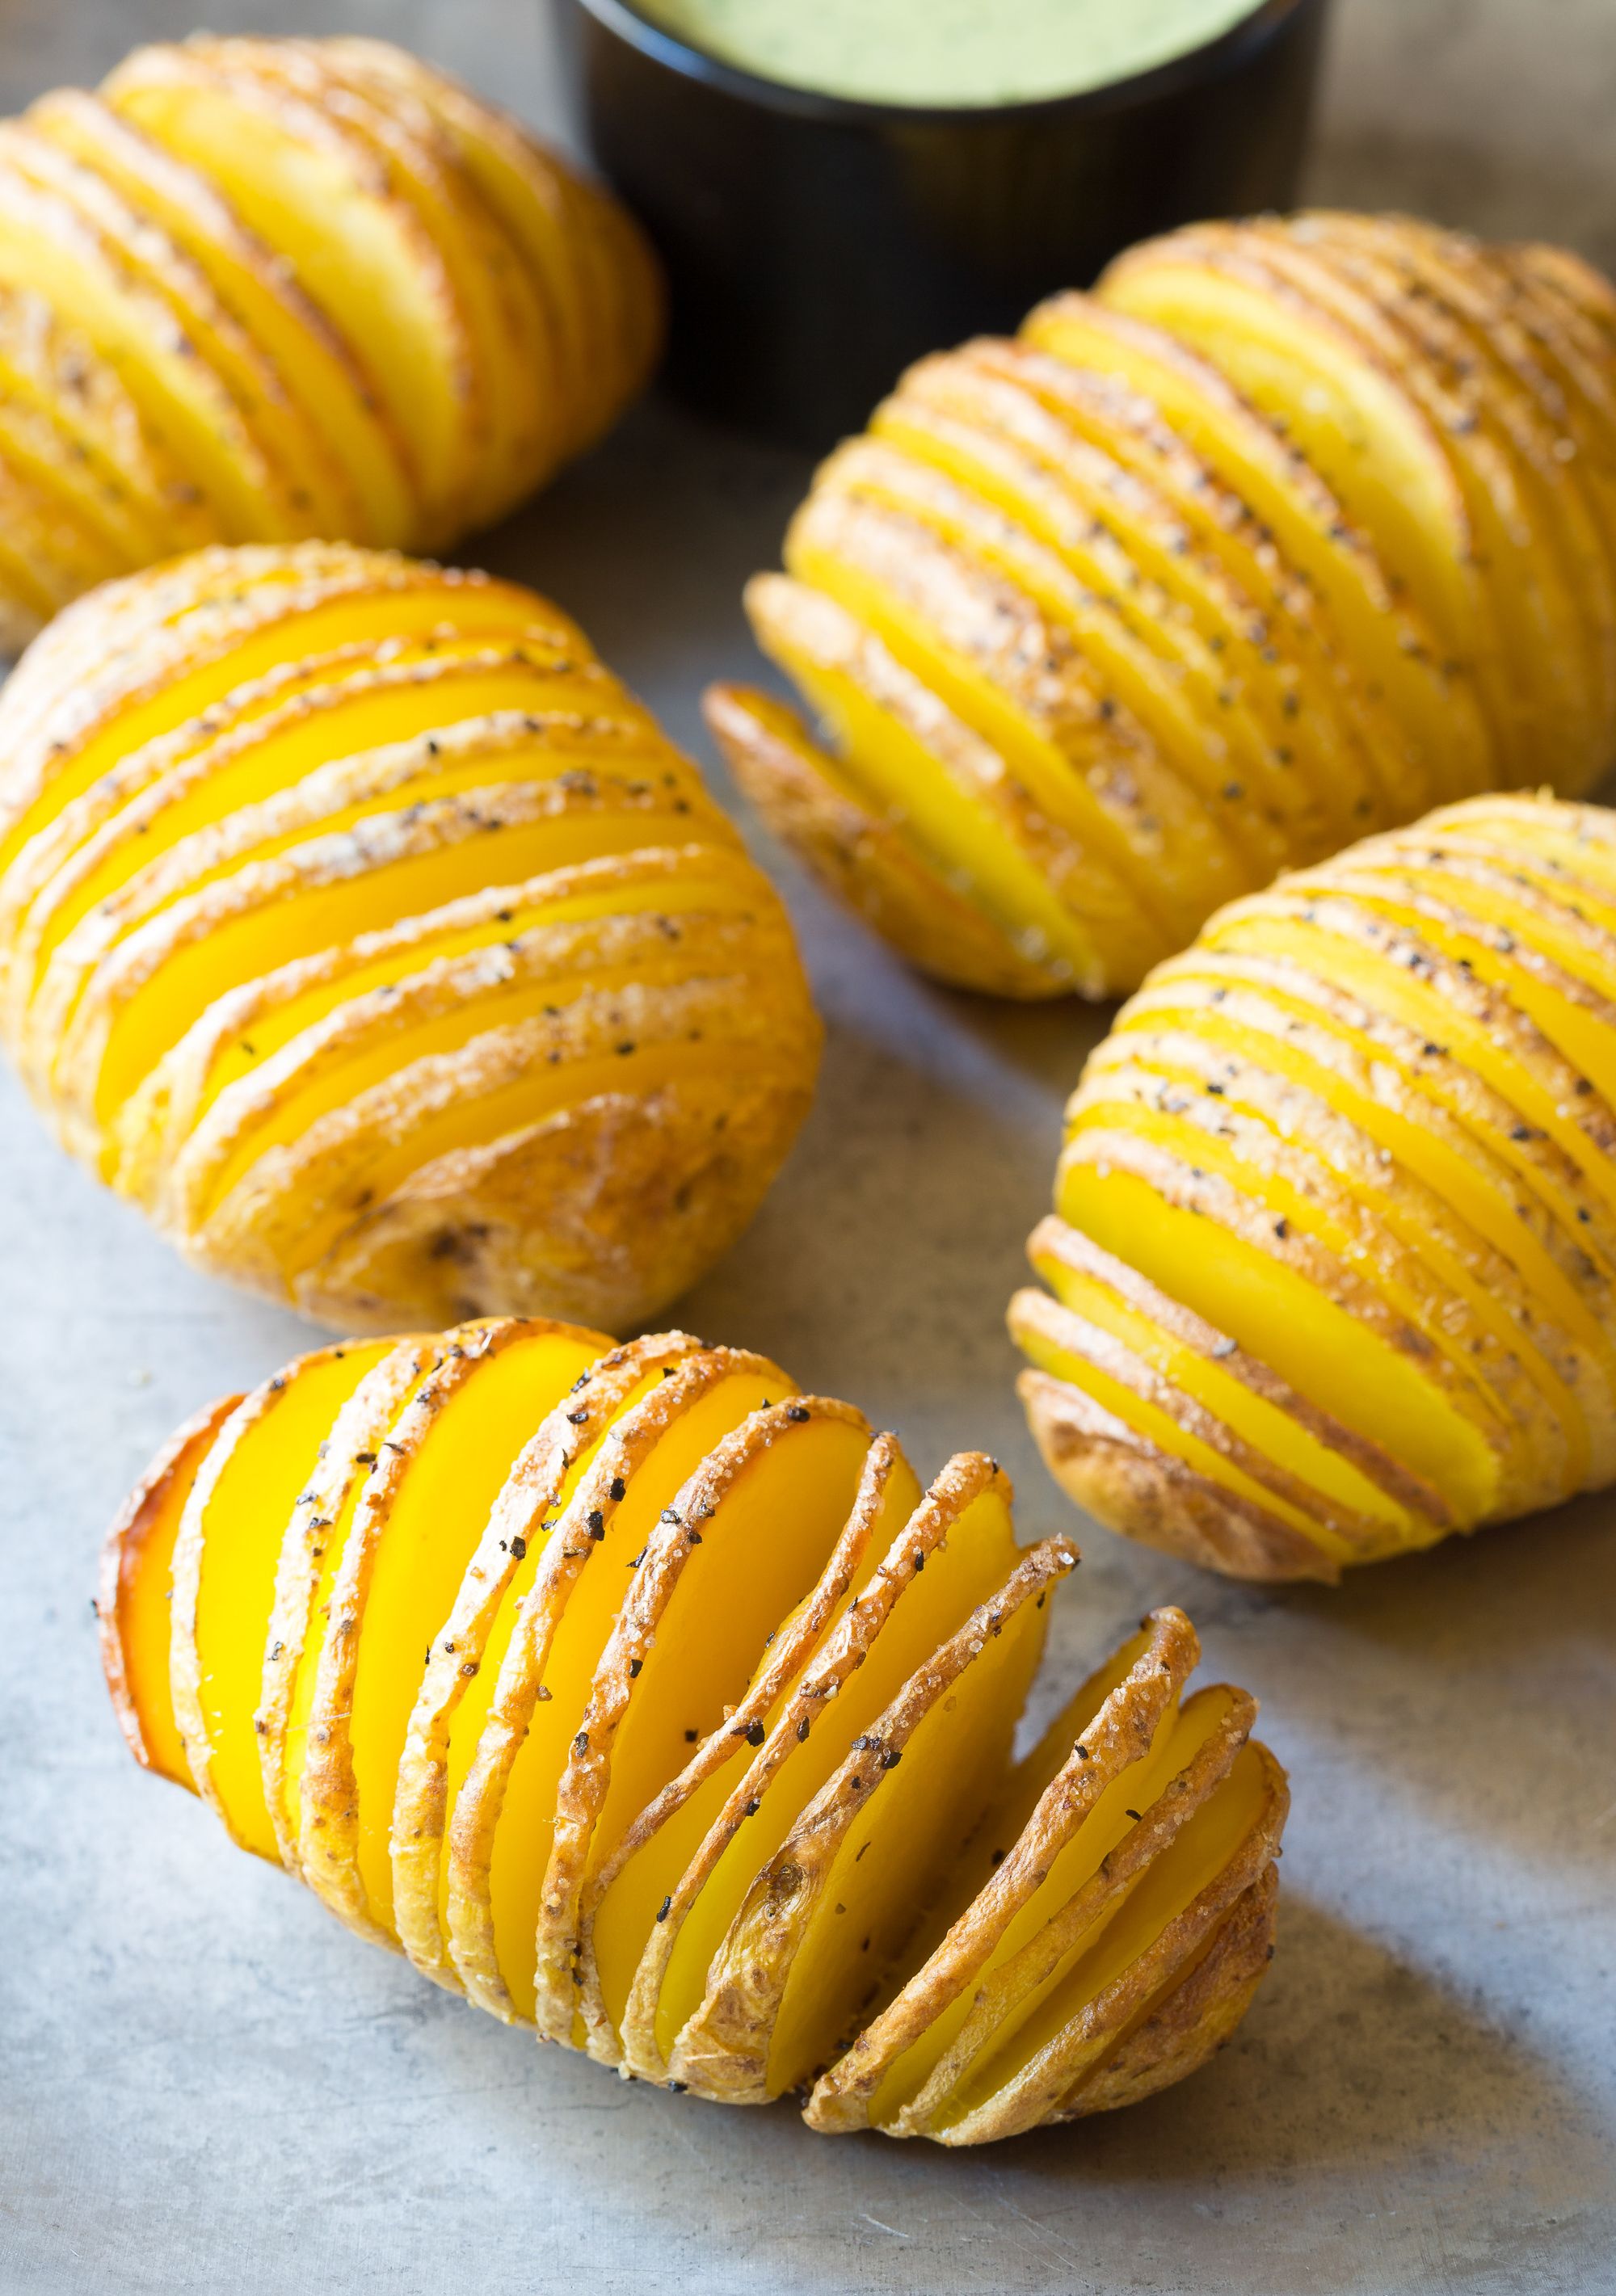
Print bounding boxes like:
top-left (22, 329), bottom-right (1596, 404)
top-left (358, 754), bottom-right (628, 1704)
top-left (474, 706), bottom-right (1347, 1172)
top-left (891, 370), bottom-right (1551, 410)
top-left (0, 543), bottom-right (819, 1331)
top-left (1011, 793), bottom-right (1616, 1580)
top-left (101, 1317), bottom-right (1287, 2143)
top-left (0, 34), bottom-right (660, 641)
top-left (710, 212), bottom-right (1616, 999)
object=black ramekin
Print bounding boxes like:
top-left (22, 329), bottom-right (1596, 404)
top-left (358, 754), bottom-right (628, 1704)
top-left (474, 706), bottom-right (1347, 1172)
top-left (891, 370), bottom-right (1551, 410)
top-left (557, 0), bottom-right (1332, 451)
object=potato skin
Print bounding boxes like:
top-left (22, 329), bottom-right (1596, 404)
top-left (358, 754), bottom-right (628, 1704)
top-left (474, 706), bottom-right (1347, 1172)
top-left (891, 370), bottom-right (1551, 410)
top-left (1015, 792), bottom-right (1616, 1581)
top-left (103, 1323), bottom-right (1290, 2146)
top-left (0, 541), bottom-right (822, 1333)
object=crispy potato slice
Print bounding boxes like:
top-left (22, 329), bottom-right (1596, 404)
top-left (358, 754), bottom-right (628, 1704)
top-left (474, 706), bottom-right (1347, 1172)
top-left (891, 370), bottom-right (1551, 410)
top-left (704, 683), bottom-right (1073, 998)
top-left (817, 436), bottom-right (1295, 889)
top-left (667, 1525), bottom-right (1071, 2101)
top-left (295, 1318), bottom-right (607, 1941)
top-left (26, 87), bottom-right (415, 547)
top-left (0, 147), bottom-right (292, 540)
top-left (40, 755), bottom-right (726, 1150)
top-left (112, 844), bottom-right (773, 1201)
top-left (168, 1339), bottom-right (392, 1857)
top-left (391, 1331), bottom-right (704, 1988)
top-left (804, 1606), bottom-right (1201, 2129)
top-left (448, 1348), bottom-right (793, 2021)
top-left (1022, 1218), bottom-right (1445, 1558)
top-left (257, 1331), bottom-right (440, 1873)
top-left (786, 488), bottom-right (1249, 949)
top-left (1079, 1031), bottom-right (1587, 1500)
top-left (532, 1400), bottom-right (882, 2047)
top-left (103, 43), bottom-right (479, 532)
top-left (744, 572), bottom-right (1129, 993)
top-left (914, 1736), bottom-right (1286, 2143)
top-left (580, 1433), bottom-right (923, 2067)
top-left (886, 343), bottom-right (1393, 842)
top-left (0, 548), bottom-right (564, 873)
top-left (1024, 292), bottom-right (1492, 799)
top-left (97, 1391), bottom-right (241, 1782)
top-left (1097, 233), bottom-right (1487, 750)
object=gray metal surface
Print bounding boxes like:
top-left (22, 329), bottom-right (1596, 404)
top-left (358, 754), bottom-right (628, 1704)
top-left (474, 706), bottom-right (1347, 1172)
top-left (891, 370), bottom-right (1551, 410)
top-left (2, 3), bottom-right (1614, 2291)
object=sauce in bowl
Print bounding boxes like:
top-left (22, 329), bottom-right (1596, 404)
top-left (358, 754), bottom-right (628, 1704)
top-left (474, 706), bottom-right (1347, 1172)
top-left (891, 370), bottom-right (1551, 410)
top-left (631, 0), bottom-right (1266, 109)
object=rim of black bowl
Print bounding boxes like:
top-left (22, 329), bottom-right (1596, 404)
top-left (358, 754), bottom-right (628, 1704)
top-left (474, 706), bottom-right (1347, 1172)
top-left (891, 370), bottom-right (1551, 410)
top-left (568, 0), bottom-right (1316, 128)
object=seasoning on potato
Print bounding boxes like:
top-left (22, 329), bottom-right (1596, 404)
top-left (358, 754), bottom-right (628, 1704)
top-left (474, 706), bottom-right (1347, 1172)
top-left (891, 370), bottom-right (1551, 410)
top-left (101, 1318), bottom-right (1287, 2143)
top-left (0, 34), bottom-right (662, 644)
top-left (710, 212), bottom-right (1616, 999)
top-left (0, 541), bottom-right (820, 1332)
top-left (1012, 792), bottom-right (1616, 1579)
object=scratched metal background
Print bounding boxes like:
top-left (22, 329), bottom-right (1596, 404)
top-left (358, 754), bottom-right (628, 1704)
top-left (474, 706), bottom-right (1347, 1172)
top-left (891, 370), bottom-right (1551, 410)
top-left (2, 2), bottom-right (1613, 2290)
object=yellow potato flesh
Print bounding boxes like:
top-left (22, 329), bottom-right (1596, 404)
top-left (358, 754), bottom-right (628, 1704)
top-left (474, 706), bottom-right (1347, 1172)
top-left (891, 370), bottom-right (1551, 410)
top-left (277, 1350), bottom-right (444, 1846)
top-left (1067, 1089), bottom-right (1532, 1474)
top-left (764, 1513), bottom-right (1050, 2096)
top-left (1056, 1160), bottom-right (1500, 1522)
top-left (1117, 982), bottom-right (1616, 1409)
top-left (184, 863), bottom-right (763, 1134)
top-left (27, 656), bottom-right (647, 976)
top-left (754, 616), bottom-right (1107, 986)
top-left (30, 94), bottom-right (415, 546)
top-left (0, 580), bottom-right (555, 876)
top-left (788, 532), bottom-right (1195, 942)
top-left (934, 1735), bottom-right (1271, 2132)
top-left (871, 401), bottom-right (1333, 847)
top-left (562, 1415), bottom-right (880, 2044)
top-left (1015, 1309), bottom-right (1363, 1562)
top-left (86, 796), bottom-right (705, 1131)
top-left (339, 1327), bottom-right (604, 1933)
top-left (1100, 259), bottom-right (1475, 673)
top-left (871, 1680), bottom-right (1232, 2126)
top-left (108, 69), bottom-right (469, 512)
top-left (1089, 1049), bottom-right (1581, 1496)
top-left (187, 1344), bottom-right (389, 1858)
top-left (431, 1365), bottom-right (671, 1940)
top-left (1030, 1241), bottom-right (1408, 1544)
top-left (1206, 910), bottom-right (1616, 1223)
top-left (484, 1370), bottom-right (785, 2021)
top-left (1021, 302), bottom-right (1473, 796)
top-left (589, 1450), bottom-right (924, 2040)
top-left (0, 166), bottom-right (288, 541)
top-left (647, 1473), bottom-right (1017, 2063)
top-left (831, 448), bottom-right (1290, 882)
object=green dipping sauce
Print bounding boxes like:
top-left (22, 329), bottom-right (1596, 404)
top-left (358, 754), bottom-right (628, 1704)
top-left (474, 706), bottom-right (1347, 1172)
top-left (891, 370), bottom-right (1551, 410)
top-left (632, 0), bottom-right (1265, 109)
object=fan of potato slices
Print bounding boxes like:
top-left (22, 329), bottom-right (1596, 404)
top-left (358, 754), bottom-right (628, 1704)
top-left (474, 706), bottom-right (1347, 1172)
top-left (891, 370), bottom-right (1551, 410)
top-left (710, 212), bottom-right (1616, 999)
top-left (0, 34), bottom-right (660, 645)
top-left (0, 542), bottom-right (819, 1331)
top-left (100, 1316), bottom-right (1287, 2143)
top-left (1012, 792), bottom-right (1616, 1579)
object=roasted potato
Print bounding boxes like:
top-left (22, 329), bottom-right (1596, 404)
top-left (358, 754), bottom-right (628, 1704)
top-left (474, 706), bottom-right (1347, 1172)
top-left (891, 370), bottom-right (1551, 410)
top-left (0, 36), bottom-right (661, 645)
top-left (711, 212), bottom-right (1616, 999)
top-left (100, 1318), bottom-right (1287, 2143)
top-left (0, 542), bottom-right (819, 1332)
top-left (1011, 791), bottom-right (1616, 1579)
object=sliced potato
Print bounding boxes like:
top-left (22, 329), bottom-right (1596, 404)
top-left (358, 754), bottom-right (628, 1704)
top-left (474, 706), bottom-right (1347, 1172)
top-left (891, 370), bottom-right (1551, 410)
top-left (103, 1322), bottom-right (1290, 2141)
